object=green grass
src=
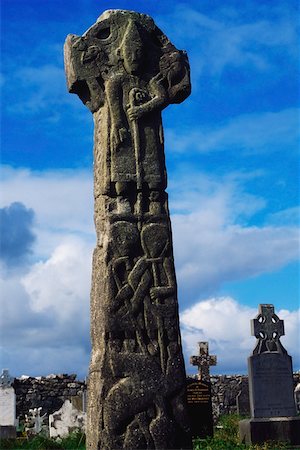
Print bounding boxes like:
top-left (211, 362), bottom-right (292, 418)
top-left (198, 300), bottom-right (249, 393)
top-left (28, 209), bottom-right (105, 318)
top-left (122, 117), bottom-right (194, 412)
top-left (0, 417), bottom-right (297, 449)
top-left (0, 430), bottom-right (85, 450)
top-left (193, 414), bottom-right (293, 450)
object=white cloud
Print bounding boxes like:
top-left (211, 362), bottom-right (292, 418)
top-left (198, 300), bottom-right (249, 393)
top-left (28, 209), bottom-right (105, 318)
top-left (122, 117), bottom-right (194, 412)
top-left (165, 108), bottom-right (299, 154)
top-left (0, 237), bottom-right (92, 378)
top-left (180, 297), bottom-right (300, 374)
top-left (267, 206), bottom-right (300, 226)
top-left (6, 64), bottom-right (82, 118)
top-left (22, 237), bottom-right (93, 320)
top-left (157, 4), bottom-right (298, 80)
top-left (168, 171), bottom-right (299, 298)
top-left (0, 166), bottom-right (298, 376)
top-left (0, 166), bottom-right (95, 259)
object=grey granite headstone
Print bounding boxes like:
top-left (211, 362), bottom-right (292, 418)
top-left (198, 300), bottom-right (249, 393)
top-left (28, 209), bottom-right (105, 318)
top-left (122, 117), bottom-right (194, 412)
top-left (0, 369), bottom-right (17, 439)
top-left (249, 304), bottom-right (296, 418)
top-left (64, 9), bottom-right (191, 450)
top-left (239, 304), bottom-right (300, 445)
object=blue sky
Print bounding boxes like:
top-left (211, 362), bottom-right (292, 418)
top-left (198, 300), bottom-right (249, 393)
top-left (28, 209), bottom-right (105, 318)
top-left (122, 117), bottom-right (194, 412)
top-left (1, 0), bottom-right (299, 379)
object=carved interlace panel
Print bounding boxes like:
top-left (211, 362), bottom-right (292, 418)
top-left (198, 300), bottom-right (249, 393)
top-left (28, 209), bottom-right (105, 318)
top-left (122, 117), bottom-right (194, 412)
top-left (64, 10), bottom-right (191, 450)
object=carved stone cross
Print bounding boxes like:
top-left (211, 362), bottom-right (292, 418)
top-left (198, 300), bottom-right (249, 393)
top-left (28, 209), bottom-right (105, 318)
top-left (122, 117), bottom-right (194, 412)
top-left (65, 9), bottom-right (192, 450)
top-left (0, 369), bottom-right (14, 387)
top-left (190, 342), bottom-right (217, 382)
top-left (251, 303), bottom-right (286, 354)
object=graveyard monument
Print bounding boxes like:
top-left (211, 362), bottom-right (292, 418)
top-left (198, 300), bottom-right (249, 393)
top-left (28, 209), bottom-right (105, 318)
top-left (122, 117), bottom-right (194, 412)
top-left (190, 342), bottom-right (217, 383)
top-left (64, 9), bottom-right (191, 450)
top-left (239, 304), bottom-right (300, 445)
top-left (187, 342), bottom-right (217, 438)
top-left (0, 369), bottom-right (17, 439)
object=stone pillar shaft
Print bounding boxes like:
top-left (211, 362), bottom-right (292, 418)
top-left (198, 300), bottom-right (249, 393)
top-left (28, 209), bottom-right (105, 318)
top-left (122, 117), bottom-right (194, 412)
top-left (64, 9), bottom-right (191, 449)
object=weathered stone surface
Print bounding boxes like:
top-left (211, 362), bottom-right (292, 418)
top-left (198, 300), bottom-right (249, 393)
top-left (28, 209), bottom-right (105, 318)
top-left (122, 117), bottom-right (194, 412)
top-left (190, 342), bottom-right (217, 383)
top-left (0, 425), bottom-right (16, 439)
top-left (14, 374), bottom-right (85, 420)
top-left (236, 377), bottom-right (250, 416)
top-left (249, 353), bottom-right (296, 418)
top-left (0, 369), bottom-right (16, 440)
top-left (0, 388), bottom-right (16, 427)
top-left (64, 9), bottom-right (191, 450)
top-left (49, 400), bottom-right (86, 438)
top-left (239, 417), bottom-right (300, 445)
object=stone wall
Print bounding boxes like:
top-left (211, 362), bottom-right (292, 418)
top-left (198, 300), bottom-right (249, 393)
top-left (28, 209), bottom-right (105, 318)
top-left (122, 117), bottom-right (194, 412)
top-left (210, 372), bottom-right (300, 421)
top-left (13, 374), bottom-right (85, 420)
top-left (13, 372), bottom-right (300, 421)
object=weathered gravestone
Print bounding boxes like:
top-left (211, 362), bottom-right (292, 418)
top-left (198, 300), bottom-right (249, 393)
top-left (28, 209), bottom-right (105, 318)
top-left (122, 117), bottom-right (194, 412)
top-left (236, 377), bottom-right (250, 417)
top-left (187, 342), bottom-right (217, 438)
top-left (64, 9), bottom-right (191, 450)
top-left (239, 304), bottom-right (300, 445)
top-left (295, 383), bottom-right (300, 414)
top-left (49, 400), bottom-right (86, 438)
top-left (71, 391), bottom-right (87, 413)
top-left (25, 407), bottom-right (48, 436)
top-left (0, 369), bottom-right (17, 439)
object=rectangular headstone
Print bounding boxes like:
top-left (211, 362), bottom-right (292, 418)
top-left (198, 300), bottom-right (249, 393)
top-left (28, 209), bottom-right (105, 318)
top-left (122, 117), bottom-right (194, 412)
top-left (0, 386), bottom-right (17, 439)
top-left (186, 379), bottom-right (213, 438)
top-left (249, 353), bottom-right (296, 418)
top-left (0, 387), bottom-right (16, 426)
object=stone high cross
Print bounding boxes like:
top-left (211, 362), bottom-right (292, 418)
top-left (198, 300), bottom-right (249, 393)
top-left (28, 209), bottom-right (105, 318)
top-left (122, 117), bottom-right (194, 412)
top-left (190, 342), bottom-right (217, 382)
top-left (65, 10), bottom-right (191, 450)
top-left (251, 304), bottom-right (286, 354)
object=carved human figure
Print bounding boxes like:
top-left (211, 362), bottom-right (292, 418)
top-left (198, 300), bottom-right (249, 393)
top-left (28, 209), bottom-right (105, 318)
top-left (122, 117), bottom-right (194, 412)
top-left (64, 9), bottom-right (190, 214)
top-left (127, 224), bottom-right (177, 369)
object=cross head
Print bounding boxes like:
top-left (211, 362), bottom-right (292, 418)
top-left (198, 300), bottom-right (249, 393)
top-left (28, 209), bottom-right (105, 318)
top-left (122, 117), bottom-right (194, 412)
top-left (190, 342), bottom-right (217, 382)
top-left (0, 369), bottom-right (14, 387)
top-left (251, 304), bottom-right (286, 354)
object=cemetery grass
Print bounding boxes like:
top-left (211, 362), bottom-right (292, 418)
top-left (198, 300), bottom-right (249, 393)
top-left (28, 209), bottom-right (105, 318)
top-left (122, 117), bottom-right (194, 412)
top-left (0, 418), bottom-right (295, 450)
top-left (193, 414), bottom-right (292, 450)
top-left (0, 431), bottom-right (85, 450)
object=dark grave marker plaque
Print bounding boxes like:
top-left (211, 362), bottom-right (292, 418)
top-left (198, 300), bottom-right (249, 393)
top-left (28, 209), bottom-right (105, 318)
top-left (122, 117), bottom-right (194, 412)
top-left (186, 379), bottom-right (213, 438)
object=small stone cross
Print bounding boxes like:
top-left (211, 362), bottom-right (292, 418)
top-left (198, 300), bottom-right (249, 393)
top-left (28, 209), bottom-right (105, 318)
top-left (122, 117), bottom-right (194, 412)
top-left (0, 369), bottom-right (14, 387)
top-left (190, 342), bottom-right (217, 382)
top-left (251, 304), bottom-right (286, 354)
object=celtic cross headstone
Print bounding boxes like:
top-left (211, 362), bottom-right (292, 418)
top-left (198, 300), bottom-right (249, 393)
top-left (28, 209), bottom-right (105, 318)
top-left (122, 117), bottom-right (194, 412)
top-left (251, 304), bottom-right (286, 354)
top-left (64, 9), bottom-right (191, 450)
top-left (249, 304), bottom-right (295, 418)
top-left (239, 304), bottom-right (300, 446)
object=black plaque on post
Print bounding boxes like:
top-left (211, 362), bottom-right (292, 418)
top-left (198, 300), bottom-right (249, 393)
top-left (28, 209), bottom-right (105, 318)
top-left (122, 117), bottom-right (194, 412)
top-left (186, 378), bottom-right (213, 438)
